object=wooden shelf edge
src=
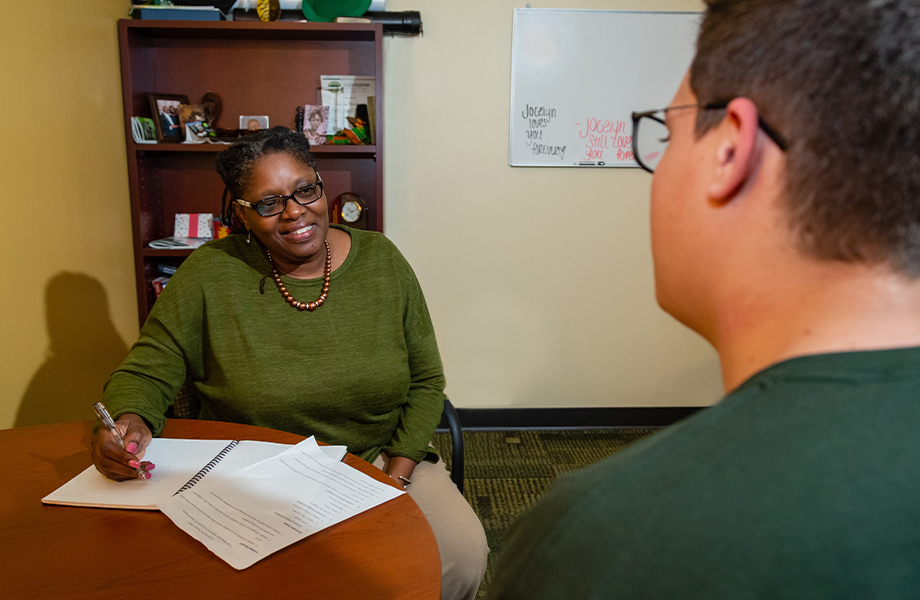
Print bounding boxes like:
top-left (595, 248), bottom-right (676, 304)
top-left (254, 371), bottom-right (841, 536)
top-left (141, 248), bottom-right (196, 258)
top-left (119, 18), bottom-right (381, 41)
top-left (133, 142), bottom-right (377, 156)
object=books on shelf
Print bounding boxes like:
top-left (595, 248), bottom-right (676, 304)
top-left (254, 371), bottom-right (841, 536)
top-left (131, 5), bottom-right (223, 20)
top-left (151, 276), bottom-right (170, 297)
top-left (367, 96), bottom-right (377, 145)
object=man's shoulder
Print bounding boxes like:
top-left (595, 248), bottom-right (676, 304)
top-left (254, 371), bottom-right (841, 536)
top-left (488, 433), bottom-right (675, 599)
top-left (489, 350), bottom-right (920, 599)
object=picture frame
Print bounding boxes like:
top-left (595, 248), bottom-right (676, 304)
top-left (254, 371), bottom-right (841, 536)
top-left (178, 104), bottom-right (207, 130)
top-left (303, 105), bottom-right (329, 145)
top-left (240, 115), bottom-right (269, 131)
top-left (147, 93), bottom-right (189, 142)
top-left (130, 117), bottom-right (157, 144)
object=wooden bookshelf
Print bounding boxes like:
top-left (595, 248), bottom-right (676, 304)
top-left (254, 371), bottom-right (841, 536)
top-left (118, 19), bottom-right (384, 326)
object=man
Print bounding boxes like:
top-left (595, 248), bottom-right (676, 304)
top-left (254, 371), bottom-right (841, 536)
top-left (488, 0), bottom-right (920, 597)
top-left (159, 103), bottom-right (180, 137)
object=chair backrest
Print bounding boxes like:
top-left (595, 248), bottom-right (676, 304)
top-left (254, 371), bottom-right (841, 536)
top-left (170, 381), bottom-right (201, 419)
top-left (443, 398), bottom-right (465, 494)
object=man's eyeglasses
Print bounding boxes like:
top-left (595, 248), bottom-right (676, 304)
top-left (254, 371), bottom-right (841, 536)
top-left (236, 172), bottom-right (324, 217)
top-left (630, 102), bottom-right (788, 173)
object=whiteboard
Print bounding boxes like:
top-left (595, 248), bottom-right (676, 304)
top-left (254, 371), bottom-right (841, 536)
top-left (509, 9), bottom-right (701, 167)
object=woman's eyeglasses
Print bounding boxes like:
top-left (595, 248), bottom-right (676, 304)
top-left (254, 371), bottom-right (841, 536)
top-left (236, 173), bottom-right (324, 217)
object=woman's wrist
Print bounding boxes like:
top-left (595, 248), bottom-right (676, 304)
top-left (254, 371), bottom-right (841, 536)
top-left (390, 474), bottom-right (412, 489)
top-left (384, 455), bottom-right (418, 489)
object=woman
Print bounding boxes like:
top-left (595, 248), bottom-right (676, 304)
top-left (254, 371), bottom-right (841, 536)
top-left (304, 106), bottom-right (327, 145)
top-left (91, 126), bottom-right (488, 600)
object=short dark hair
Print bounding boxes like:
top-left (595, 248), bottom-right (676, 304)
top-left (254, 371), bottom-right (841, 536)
top-left (215, 126), bottom-right (315, 229)
top-left (308, 107), bottom-right (325, 121)
top-left (690, 0), bottom-right (920, 275)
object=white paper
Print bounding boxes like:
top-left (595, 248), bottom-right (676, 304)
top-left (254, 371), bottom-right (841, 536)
top-left (157, 436), bottom-right (401, 570)
top-left (41, 439), bottom-right (293, 510)
top-left (320, 75), bottom-right (375, 133)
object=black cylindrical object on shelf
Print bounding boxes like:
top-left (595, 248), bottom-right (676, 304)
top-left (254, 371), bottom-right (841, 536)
top-left (363, 11), bottom-right (423, 36)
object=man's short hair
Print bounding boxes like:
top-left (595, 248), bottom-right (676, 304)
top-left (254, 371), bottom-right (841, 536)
top-left (690, 0), bottom-right (920, 275)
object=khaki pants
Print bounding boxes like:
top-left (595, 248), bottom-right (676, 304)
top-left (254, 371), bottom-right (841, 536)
top-left (373, 454), bottom-right (489, 600)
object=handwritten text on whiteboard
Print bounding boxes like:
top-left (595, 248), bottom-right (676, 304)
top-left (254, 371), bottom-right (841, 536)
top-left (576, 118), bottom-right (633, 162)
top-left (521, 104), bottom-right (567, 161)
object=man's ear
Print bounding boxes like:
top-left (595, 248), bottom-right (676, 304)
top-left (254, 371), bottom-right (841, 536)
top-left (708, 97), bottom-right (762, 202)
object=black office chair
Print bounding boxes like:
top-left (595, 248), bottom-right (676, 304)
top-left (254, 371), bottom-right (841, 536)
top-left (170, 385), bottom-right (465, 493)
top-left (169, 382), bottom-right (200, 419)
top-left (442, 398), bottom-right (465, 494)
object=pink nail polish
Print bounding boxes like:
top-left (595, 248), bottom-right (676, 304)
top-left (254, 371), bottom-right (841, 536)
top-left (129, 460), bottom-right (140, 468)
top-left (146, 463), bottom-right (156, 470)
top-left (126, 442), bottom-right (138, 453)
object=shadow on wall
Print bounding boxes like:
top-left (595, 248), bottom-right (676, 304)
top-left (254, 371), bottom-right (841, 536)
top-left (15, 273), bottom-right (129, 427)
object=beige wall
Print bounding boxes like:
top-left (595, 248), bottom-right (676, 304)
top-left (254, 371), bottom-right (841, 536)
top-left (0, 0), bottom-right (720, 430)
top-left (0, 2), bottom-right (138, 429)
top-left (383, 0), bottom-right (721, 409)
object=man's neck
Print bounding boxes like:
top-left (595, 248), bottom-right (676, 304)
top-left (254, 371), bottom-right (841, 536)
top-left (714, 264), bottom-right (920, 392)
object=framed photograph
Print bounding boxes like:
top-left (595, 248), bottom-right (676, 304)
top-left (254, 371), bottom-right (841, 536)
top-left (147, 93), bottom-right (189, 142)
top-left (303, 105), bottom-right (329, 145)
top-left (178, 104), bottom-right (207, 129)
top-left (240, 115), bottom-right (269, 131)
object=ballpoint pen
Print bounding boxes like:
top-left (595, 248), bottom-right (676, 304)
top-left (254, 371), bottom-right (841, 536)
top-left (93, 402), bottom-right (147, 479)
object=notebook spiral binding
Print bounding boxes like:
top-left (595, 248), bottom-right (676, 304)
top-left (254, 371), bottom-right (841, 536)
top-left (174, 440), bottom-right (240, 495)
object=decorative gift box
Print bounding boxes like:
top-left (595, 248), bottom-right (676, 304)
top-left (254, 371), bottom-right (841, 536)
top-left (174, 213), bottom-right (214, 238)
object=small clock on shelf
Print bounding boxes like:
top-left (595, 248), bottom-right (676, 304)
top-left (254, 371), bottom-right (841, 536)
top-left (330, 192), bottom-right (369, 229)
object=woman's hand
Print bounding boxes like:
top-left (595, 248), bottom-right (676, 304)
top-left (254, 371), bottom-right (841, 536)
top-left (91, 413), bottom-right (155, 481)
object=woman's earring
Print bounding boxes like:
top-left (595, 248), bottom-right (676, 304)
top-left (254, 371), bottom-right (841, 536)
top-left (246, 229), bottom-right (252, 244)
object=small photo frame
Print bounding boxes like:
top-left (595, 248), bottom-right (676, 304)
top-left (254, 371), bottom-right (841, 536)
top-left (178, 104), bottom-right (209, 144)
top-left (303, 105), bottom-right (329, 145)
top-left (130, 117), bottom-right (157, 144)
top-left (147, 93), bottom-right (189, 142)
top-left (240, 115), bottom-right (269, 131)
top-left (178, 104), bottom-right (207, 129)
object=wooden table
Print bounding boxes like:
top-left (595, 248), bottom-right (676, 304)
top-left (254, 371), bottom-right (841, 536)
top-left (0, 420), bottom-right (441, 600)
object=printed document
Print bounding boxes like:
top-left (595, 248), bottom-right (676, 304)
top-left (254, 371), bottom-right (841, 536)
top-left (157, 436), bottom-right (403, 569)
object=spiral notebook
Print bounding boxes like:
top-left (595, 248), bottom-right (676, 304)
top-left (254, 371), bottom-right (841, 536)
top-left (42, 438), bottom-right (346, 510)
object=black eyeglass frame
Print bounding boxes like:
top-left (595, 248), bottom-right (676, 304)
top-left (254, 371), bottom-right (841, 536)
top-left (630, 102), bottom-right (788, 174)
top-left (235, 172), bottom-right (325, 217)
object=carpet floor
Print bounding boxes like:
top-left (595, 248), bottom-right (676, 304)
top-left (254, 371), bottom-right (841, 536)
top-left (431, 428), bottom-right (659, 599)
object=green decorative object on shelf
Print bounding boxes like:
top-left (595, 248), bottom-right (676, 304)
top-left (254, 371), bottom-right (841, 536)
top-left (301, 0), bottom-right (371, 22)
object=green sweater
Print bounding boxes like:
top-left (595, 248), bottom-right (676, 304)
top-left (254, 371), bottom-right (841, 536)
top-left (489, 347), bottom-right (920, 599)
top-left (104, 226), bottom-right (445, 464)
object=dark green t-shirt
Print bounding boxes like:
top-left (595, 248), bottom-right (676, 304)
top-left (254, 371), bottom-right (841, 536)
top-left (104, 226), bottom-right (446, 464)
top-left (489, 347), bottom-right (920, 599)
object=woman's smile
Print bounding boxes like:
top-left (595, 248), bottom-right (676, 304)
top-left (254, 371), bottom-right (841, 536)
top-left (283, 223), bottom-right (317, 241)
